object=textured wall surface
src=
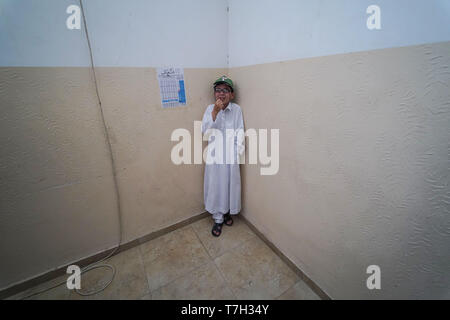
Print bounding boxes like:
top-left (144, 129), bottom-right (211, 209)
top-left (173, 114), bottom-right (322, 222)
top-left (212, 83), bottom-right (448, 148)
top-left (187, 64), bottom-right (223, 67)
top-left (2, 0), bottom-right (449, 299)
top-left (230, 41), bottom-right (450, 299)
top-left (0, 67), bottom-right (117, 288)
top-left (0, 0), bottom-right (229, 291)
top-left (93, 67), bottom-right (226, 239)
top-left (0, 66), bottom-right (226, 289)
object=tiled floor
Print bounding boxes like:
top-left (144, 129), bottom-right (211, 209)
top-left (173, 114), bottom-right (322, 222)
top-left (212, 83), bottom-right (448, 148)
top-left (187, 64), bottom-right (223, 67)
top-left (8, 216), bottom-right (321, 300)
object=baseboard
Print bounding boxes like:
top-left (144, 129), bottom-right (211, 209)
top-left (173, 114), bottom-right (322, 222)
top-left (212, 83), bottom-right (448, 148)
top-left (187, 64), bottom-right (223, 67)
top-left (0, 211), bottom-right (209, 300)
top-left (1, 210), bottom-right (330, 300)
top-left (239, 215), bottom-right (331, 300)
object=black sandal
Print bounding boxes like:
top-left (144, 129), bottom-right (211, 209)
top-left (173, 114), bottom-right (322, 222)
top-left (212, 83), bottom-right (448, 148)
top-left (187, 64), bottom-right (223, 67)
top-left (212, 222), bottom-right (223, 237)
top-left (224, 213), bottom-right (233, 226)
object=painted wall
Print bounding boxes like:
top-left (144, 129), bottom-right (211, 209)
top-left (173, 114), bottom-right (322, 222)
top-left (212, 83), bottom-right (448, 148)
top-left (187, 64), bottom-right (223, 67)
top-left (229, 0), bottom-right (450, 67)
top-left (1, 0), bottom-right (449, 299)
top-left (229, 0), bottom-right (450, 299)
top-left (0, 0), bottom-right (228, 67)
top-left (0, 0), bottom-right (227, 290)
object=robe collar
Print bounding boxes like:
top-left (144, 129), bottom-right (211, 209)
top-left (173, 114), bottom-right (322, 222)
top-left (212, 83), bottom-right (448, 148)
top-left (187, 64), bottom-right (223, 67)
top-left (223, 102), bottom-right (232, 111)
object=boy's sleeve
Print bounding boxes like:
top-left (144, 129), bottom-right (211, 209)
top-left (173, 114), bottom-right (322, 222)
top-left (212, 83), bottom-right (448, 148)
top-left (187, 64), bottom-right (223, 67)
top-left (201, 105), bottom-right (221, 134)
top-left (236, 107), bottom-right (245, 156)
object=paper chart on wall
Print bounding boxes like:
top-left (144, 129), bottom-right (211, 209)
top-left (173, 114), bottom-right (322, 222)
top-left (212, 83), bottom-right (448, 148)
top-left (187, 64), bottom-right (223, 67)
top-left (157, 67), bottom-right (187, 108)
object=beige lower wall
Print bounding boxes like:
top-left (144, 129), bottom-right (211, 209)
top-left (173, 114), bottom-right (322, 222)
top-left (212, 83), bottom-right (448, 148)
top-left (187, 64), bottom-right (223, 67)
top-left (0, 67), bottom-right (226, 290)
top-left (2, 42), bottom-right (449, 298)
top-left (230, 41), bottom-right (450, 299)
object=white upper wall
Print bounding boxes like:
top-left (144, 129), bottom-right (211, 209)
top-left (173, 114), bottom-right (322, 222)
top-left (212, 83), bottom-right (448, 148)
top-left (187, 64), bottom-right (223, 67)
top-left (228, 0), bottom-right (450, 67)
top-left (0, 0), bottom-right (228, 67)
top-left (3, 0), bottom-right (450, 68)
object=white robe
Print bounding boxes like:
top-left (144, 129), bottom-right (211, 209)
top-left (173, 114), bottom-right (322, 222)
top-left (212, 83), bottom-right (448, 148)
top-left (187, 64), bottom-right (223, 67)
top-left (201, 102), bottom-right (244, 215)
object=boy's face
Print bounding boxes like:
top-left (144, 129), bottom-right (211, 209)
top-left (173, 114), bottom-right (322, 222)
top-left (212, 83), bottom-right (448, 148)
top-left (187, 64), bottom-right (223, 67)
top-left (214, 83), bottom-right (234, 108)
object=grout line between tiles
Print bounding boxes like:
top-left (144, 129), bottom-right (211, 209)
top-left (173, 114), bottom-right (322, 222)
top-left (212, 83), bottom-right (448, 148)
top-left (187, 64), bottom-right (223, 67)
top-left (191, 222), bottom-right (214, 261)
top-left (1, 212), bottom-right (210, 300)
top-left (211, 230), bottom-right (258, 261)
top-left (273, 279), bottom-right (299, 300)
top-left (145, 225), bottom-right (211, 297)
top-left (6, 211), bottom-right (329, 300)
top-left (191, 221), bottom-right (238, 300)
top-left (149, 260), bottom-right (212, 298)
top-left (211, 258), bottom-right (238, 300)
top-left (212, 262), bottom-right (238, 300)
top-left (192, 216), bottom-right (258, 259)
top-left (136, 242), bottom-right (152, 298)
top-left (239, 215), bottom-right (330, 300)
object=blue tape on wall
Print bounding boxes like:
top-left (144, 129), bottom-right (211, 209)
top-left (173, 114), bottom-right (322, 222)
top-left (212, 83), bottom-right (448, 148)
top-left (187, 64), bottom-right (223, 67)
top-left (178, 80), bottom-right (186, 104)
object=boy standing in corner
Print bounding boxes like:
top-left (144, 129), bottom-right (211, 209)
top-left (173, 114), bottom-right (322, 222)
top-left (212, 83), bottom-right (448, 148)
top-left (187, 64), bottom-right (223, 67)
top-left (201, 76), bottom-right (245, 237)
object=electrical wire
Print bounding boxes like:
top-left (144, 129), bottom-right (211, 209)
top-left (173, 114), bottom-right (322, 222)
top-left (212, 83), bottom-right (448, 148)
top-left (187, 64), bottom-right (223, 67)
top-left (19, 0), bottom-right (123, 299)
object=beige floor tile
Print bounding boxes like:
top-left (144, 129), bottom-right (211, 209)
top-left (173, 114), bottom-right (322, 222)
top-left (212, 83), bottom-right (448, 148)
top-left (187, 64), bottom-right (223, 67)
top-left (151, 262), bottom-right (235, 300)
top-left (8, 218), bottom-right (316, 301)
top-left (8, 274), bottom-right (71, 300)
top-left (139, 226), bottom-right (210, 292)
top-left (276, 280), bottom-right (321, 300)
top-left (140, 293), bottom-right (152, 300)
top-left (214, 237), bottom-right (299, 300)
top-left (68, 246), bottom-right (149, 300)
top-left (191, 216), bottom-right (256, 258)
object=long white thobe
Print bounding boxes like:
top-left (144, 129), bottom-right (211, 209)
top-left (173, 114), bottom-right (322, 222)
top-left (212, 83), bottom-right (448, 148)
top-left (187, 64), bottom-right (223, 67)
top-left (201, 102), bottom-right (244, 215)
